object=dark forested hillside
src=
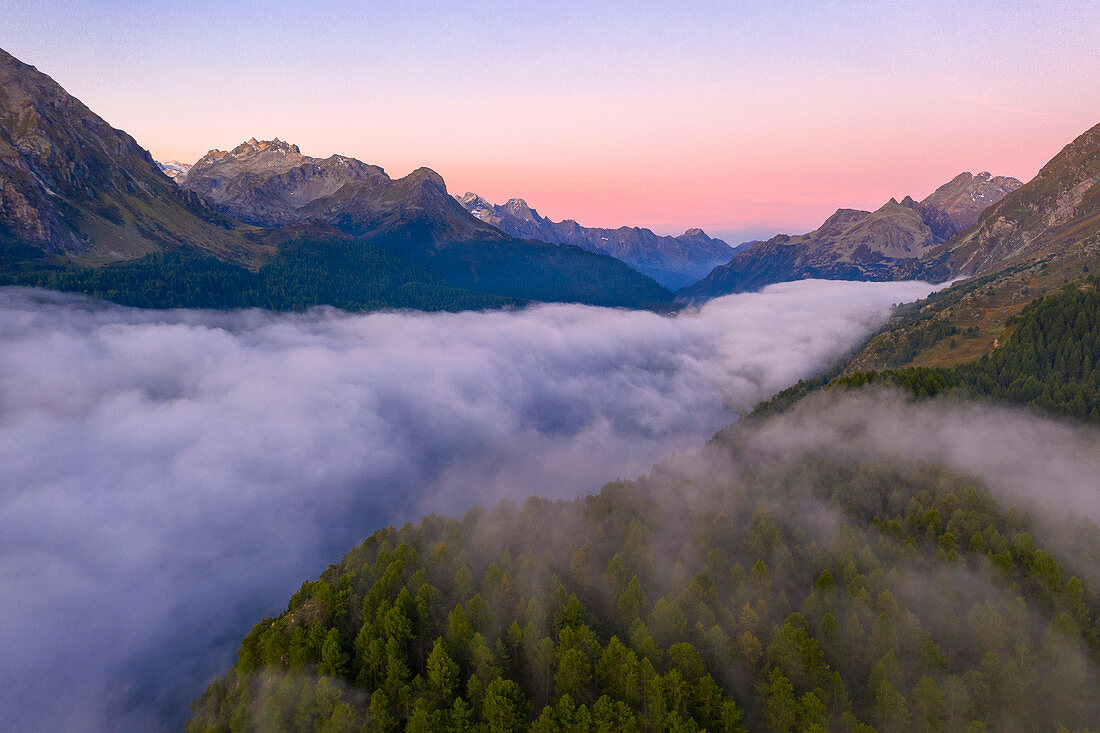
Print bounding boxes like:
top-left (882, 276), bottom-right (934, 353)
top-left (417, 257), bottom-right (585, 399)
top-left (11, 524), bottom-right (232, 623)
top-left (188, 437), bottom-right (1100, 732)
top-left (0, 239), bottom-right (522, 312)
top-left (831, 279), bottom-right (1100, 422)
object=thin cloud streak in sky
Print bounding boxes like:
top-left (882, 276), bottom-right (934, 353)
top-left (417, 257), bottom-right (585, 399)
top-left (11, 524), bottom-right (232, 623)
top-left (0, 279), bottom-right (935, 730)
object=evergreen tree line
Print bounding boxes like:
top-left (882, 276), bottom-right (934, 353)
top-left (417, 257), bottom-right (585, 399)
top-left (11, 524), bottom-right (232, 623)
top-left (832, 279), bottom-right (1100, 422)
top-left (0, 234), bottom-right (675, 312)
top-left (188, 448), bottom-right (1100, 732)
top-left (0, 240), bottom-right (523, 312)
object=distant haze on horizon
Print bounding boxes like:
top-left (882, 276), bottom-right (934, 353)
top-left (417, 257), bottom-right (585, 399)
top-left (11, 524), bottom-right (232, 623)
top-left (3, 0), bottom-right (1098, 240)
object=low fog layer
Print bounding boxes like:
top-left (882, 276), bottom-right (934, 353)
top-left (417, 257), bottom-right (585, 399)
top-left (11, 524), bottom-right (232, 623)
top-left (0, 280), bottom-right (935, 730)
top-left (744, 389), bottom-right (1100, 582)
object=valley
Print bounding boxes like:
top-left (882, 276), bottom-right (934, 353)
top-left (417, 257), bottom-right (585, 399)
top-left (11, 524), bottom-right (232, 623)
top-left (1, 6), bottom-right (1099, 731)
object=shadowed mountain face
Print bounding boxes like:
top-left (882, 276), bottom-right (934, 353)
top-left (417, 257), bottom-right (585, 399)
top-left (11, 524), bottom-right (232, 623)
top-left (0, 49), bottom-right (248, 265)
top-left (456, 193), bottom-right (736, 289)
top-left (681, 172), bottom-right (1022, 299)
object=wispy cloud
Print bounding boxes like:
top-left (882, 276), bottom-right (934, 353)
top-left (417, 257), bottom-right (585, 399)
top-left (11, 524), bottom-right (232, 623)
top-left (978, 94), bottom-right (1051, 118)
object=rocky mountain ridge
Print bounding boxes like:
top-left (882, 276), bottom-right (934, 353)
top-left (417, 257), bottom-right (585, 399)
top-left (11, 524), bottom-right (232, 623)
top-left (680, 171), bottom-right (1023, 298)
top-left (456, 192), bottom-right (736, 288)
top-left (840, 123), bottom-right (1100, 371)
top-left (179, 138), bottom-right (387, 226)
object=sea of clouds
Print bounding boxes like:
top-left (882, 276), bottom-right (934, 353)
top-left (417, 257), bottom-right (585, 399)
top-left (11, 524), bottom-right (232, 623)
top-left (0, 280), bottom-right (937, 730)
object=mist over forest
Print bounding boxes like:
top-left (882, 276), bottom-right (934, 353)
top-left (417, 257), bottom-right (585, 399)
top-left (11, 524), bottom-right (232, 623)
top-left (190, 390), bottom-right (1100, 732)
top-left (0, 279), bottom-right (934, 730)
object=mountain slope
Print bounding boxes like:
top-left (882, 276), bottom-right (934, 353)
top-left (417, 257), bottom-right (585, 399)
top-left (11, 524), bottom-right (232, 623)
top-left (833, 278), bottom-right (1100, 422)
top-left (5, 239), bottom-right (521, 312)
top-left (681, 173), bottom-right (1021, 299)
top-left (457, 193), bottom-right (736, 289)
top-left (0, 48), bottom-right (251, 266)
top-left (178, 141), bottom-right (673, 307)
top-left (916, 124), bottom-right (1100, 281)
top-left (839, 123), bottom-right (1100, 371)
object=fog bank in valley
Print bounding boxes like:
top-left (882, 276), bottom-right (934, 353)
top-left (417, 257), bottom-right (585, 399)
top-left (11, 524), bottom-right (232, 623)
top-left (0, 280), bottom-right (934, 730)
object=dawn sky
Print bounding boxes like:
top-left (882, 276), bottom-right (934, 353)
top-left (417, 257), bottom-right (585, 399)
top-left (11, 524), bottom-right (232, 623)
top-left (3, 0), bottom-right (1097, 241)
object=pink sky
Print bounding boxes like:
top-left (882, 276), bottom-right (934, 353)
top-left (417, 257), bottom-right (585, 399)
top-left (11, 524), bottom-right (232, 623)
top-left (3, 1), bottom-right (1097, 241)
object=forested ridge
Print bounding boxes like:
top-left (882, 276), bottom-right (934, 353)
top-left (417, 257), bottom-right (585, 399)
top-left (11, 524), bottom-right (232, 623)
top-left (831, 278), bottom-right (1100, 422)
top-left (754, 278), bottom-right (1100, 424)
top-left (0, 233), bottom-right (675, 313)
top-left (0, 240), bottom-right (522, 313)
top-left (188, 442), bottom-right (1100, 732)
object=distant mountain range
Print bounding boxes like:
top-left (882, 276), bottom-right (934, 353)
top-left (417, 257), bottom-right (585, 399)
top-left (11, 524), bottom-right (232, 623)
top-left (2, 43), bottom-right (1097, 322)
top-left (455, 193), bottom-right (741, 288)
top-left (681, 172), bottom-right (1022, 299)
top-left (0, 47), bottom-right (670, 311)
top-left (156, 160), bottom-right (191, 179)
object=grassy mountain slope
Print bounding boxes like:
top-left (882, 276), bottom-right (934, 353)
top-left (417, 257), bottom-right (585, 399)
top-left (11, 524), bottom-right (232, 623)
top-left (755, 275), bottom-right (1100, 429)
top-left (834, 279), bottom-right (1100, 423)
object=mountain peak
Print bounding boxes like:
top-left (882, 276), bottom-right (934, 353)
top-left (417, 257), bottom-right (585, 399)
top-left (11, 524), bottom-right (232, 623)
top-left (401, 167), bottom-right (446, 190)
top-left (228, 138), bottom-right (301, 157)
top-left (458, 192), bottom-right (492, 208)
top-left (504, 198), bottom-right (539, 222)
top-left (920, 170), bottom-right (1024, 231)
top-left (820, 208), bottom-right (871, 229)
top-left (156, 160), bottom-right (192, 180)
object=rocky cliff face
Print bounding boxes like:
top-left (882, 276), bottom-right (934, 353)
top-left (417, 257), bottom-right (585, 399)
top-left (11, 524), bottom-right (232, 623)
top-left (179, 138), bottom-right (386, 226)
top-left (921, 171), bottom-right (1024, 231)
top-left (179, 140), bottom-right (503, 248)
top-left (680, 171), bottom-right (1022, 298)
top-left (456, 192), bottom-right (734, 288)
top-left (916, 124), bottom-right (1100, 280)
top-left (0, 48), bottom-right (243, 264)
